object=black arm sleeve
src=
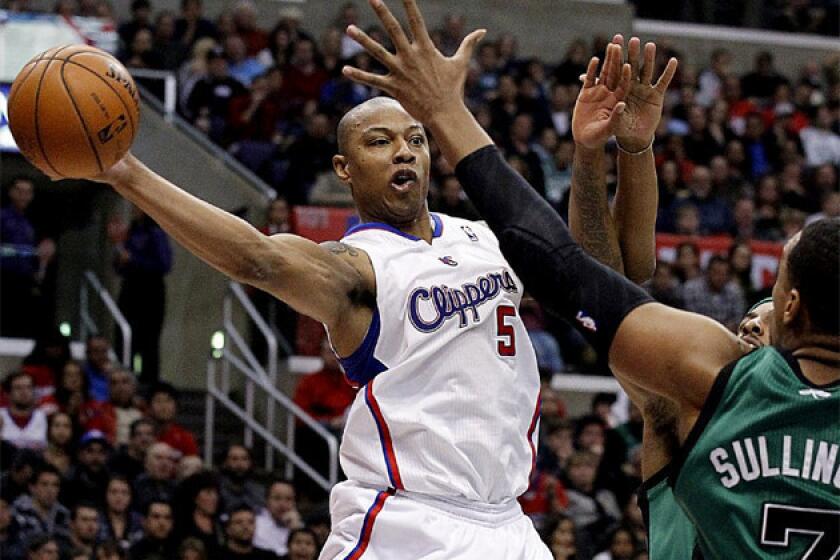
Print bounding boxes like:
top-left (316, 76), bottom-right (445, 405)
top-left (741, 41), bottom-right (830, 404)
top-left (455, 145), bottom-right (654, 355)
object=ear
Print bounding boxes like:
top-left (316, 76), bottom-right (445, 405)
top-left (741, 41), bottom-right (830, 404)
top-left (332, 155), bottom-right (351, 184)
top-left (782, 288), bottom-right (801, 327)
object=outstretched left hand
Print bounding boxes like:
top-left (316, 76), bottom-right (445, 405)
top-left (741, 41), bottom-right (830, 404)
top-left (613, 35), bottom-right (678, 153)
top-left (571, 41), bottom-right (632, 150)
top-left (340, 0), bottom-right (485, 125)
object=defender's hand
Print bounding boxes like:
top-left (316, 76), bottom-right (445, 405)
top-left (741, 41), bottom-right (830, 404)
top-left (571, 42), bottom-right (632, 150)
top-left (341, 0), bottom-right (485, 123)
top-left (613, 35), bottom-right (678, 153)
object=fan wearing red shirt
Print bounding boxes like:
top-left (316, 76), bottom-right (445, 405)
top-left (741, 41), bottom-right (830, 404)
top-left (147, 382), bottom-right (198, 458)
top-left (293, 338), bottom-right (355, 429)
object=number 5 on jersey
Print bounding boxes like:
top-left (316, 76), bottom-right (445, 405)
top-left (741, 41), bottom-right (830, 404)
top-left (496, 305), bottom-right (517, 356)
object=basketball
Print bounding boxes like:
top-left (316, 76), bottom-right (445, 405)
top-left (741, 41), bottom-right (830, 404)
top-left (7, 44), bottom-right (140, 179)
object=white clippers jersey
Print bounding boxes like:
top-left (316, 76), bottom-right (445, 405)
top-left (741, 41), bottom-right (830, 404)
top-left (329, 213), bottom-right (541, 505)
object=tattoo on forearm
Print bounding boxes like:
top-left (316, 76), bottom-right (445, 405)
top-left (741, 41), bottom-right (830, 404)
top-left (321, 241), bottom-right (360, 257)
top-left (571, 151), bottom-right (624, 273)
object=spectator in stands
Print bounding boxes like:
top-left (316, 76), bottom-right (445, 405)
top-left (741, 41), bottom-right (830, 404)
top-left (84, 336), bottom-right (113, 402)
top-left (224, 34), bottom-right (266, 87)
top-left (755, 174), bottom-right (784, 240)
top-left (97, 476), bottom-right (143, 552)
top-left (682, 254), bottom-right (746, 331)
top-left (667, 166), bottom-right (733, 235)
top-left (173, 471), bottom-right (223, 556)
top-left (564, 450), bottom-right (621, 559)
top-left (132, 442), bottom-right (177, 514)
top-left (109, 418), bottom-right (155, 481)
top-left (672, 203), bottom-right (701, 236)
top-left (293, 339), bottom-right (354, 431)
top-left (177, 537), bottom-right (208, 560)
top-left (62, 430), bottom-right (111, 509)
top-left (684, 105), bottom-right (723, 165)
top-left (0, 449), bottom-right (41, 504)
top-left (12, 464), bottom-right (70, 546)
top-left (186, 47), bottom-right (248, 144)
top-left (728, 242), bottom-right (759, 302)
top-left (430, 175), bottom-right (480, 220)
top-left (800, 105), bottom-right (840, 167)
top-left (1, 371), bottom-right (48, 451)
top-left (254, 479), bottom-right (303, 557)
top-left (152, 10), bottom-right (190, 71)
top-left (283, 527), bottom-right (319, 560)
top-left (593, 526), bottom-right (639, 560)
top-left (574, 415), bottom-right (607, 457)
top-left (147, 383), bottom-right (198, 458)
top-left (741, 112), bottom-right (775, 181)
top-left (0, 494), bottom-right (23, 559)
top-left (0, 177), bottom-right (55, 338)
top-left (741, 51), bottom-right (789, 101)
top-left (696, 48), bottom-right (731, 107)
top-left (732, 197), bottom-right (757, 239)
top-left (281, 38), bottom-right (328, 109)
top-left (54, 360), bottom-right (86, 420)
top-left (281, 113), bottom-right (337, 204)
top-left (541, 514), bottom-right (577, 560)
top-left (21, 330), bottom-right (70, 404)
top-left (219, 444), bottom-right (264, 511)
top-left (107, 369), bottom-right (142, 446)
top-left (175, 0), bottom-right (218, 47)
top-left (520, 300), bottom-right (565, 374)
top-left (646, 261), bottom-right (683, 309)
top-left (42, 412), bottom-right (74, 476)
top-left (111, 208), bottom-right (173, 385)
top-left (807, 191), bottom-right (840, 225)
top-left (128, 501), bottom-right (176, 560)
top-left (672, 242), bottom-right (702, 284)
top-left (66, 502), bottom-right (100, 557)
top-left (221, 505), bottom-right (277, 560)
top-left (23, 534), bottom-right (61, 560)
top-left (122, 27), bottom-right (164, 70)
top-left (232, 0), bottom-right (268, 56)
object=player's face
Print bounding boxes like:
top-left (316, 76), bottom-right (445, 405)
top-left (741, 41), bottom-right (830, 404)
top-left (336, 104), bottom-right (431, 226)
top-left (738, 302), bottom-right (774, 349)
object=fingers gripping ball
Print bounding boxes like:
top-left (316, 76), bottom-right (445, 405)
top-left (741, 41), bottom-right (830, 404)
top-left (7, 44), bottom-right (140, 179)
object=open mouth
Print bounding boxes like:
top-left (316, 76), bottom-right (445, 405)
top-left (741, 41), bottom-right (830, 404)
top-left (390, 169), bottom-right (418, 192)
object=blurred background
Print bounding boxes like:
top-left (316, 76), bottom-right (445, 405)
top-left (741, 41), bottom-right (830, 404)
top-left (0, 1), bottom-right (837, 559)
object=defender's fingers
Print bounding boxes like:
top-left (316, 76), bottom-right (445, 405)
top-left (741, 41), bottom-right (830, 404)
top-left (583, 56), bottom-right (599, 88)
top-left (370, 0), bottom-right (411, 52)
top-left (641, 41), bottom-right (656, 84)
top-left (343, 65), bottom-right (392, 91)
top-left (454, 29), bottom-right (487, 62)
top-left (628, 37), bottom-right (641, 80)
top-left (616, 63), bottom-right (631, 99)
top-left (654, 57), bottom-right (679, 94)
top-left (401, 0), bottom-right (433, 47)
top-left (347, 25), bottom-right (395, 67)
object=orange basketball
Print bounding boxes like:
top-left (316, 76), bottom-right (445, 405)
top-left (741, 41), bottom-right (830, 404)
top-left (7, 44), bottom-right (140, 179)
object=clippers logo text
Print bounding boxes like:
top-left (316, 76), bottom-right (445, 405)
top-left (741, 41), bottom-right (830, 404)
top-left (409, 270), bottom-right (518, 332)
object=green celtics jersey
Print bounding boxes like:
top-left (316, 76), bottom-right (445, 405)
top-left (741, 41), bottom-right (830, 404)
top-left (638, 466), bottom-right (701, 559)
top-left (671, 347), bottom-right (840, 560)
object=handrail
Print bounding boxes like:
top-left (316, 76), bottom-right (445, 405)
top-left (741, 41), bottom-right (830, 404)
top-left (133, 82), bottom-right (276, 202)
top-left (205, 281), bottom-right (338, 490)
top-left (79, 270), bottom-right (132, 368)
top-left (126, 67), bottom-right (177, 122)
top-left (205, 357), bottom-right (339, 491)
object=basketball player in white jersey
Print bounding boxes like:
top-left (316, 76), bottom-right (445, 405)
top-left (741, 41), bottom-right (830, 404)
top-left (75, 25), bottom-right (550, 560)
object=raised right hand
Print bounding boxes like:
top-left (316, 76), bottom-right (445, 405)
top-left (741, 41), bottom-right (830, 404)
top-left (571, 42), bottom-right (631, 150)
top-left (341, 0), bottom-right (485, 124)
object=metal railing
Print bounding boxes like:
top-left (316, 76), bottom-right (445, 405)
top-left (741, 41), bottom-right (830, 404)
top-left (204, 282), bottom-right (339, 492)
top-left (127, 67), bottom-right (178, 123)
top-left (79, 270), bottom-right (132, 368)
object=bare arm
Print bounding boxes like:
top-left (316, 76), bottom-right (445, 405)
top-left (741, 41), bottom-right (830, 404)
top-left (90, 155), bottom-right (371, 349)
top-left (567, 44), bottom-right (629, 273)
top-left (612, 37), bottom-right (677, 283)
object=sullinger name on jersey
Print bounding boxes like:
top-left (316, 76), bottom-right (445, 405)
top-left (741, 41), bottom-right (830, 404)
top-left (408, 269), bottom-right (518, 332)
top-left (709, 435), bottom-right (840, 489)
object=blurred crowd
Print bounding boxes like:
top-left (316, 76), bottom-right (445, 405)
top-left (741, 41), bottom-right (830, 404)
top-left (0, 331), bottom-right (334, 560)
top-left (1, 2), bottom-right (839, 559)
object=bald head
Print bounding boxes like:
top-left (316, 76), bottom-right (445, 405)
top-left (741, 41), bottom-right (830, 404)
top-left (337, 97), bottom-right (411, 155)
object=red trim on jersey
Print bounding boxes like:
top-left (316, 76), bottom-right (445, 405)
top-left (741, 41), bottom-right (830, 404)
top-left (364, 381), bottom-right (404, 490)
top-left (344, 488), bottom-right (395, 560)
top-left (526, 395), bottom-right (541, 476)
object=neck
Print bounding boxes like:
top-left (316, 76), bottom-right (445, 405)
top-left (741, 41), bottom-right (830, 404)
top-left (791, 344), bottom-right (840, 385)
top-left (34, 500), bottom-right (53, 518)
top-left (358, 209), bottom-right (433, 243)
top-left (9, 404), bottom-right (32, 416)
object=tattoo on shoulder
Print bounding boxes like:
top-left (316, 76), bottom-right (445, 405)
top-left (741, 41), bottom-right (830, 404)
top-left (321, 241), bottom-right (360, 257)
